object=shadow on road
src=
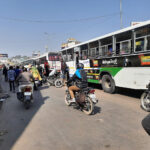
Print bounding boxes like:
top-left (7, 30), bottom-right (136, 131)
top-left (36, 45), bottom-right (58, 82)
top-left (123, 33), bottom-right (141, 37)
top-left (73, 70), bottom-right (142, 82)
top-left (93, 106), bottom-right (101, 115)
top-left (88, 83), bottom-right (144, 99)
top-left (0, 72), bottom-right (50, 150)
top-left (39, 85), bottom-right (50, 90)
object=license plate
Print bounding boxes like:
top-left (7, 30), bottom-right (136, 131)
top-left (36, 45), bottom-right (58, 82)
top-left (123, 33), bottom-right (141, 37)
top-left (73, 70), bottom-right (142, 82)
top-left (35, 81), bottom-right (39, 84)
top-left (24, 92), bottom-right (31, 96)
top-left (89, 94), bottom-right (96, 99)
top-left (89, 94), bottom-right (97, 103)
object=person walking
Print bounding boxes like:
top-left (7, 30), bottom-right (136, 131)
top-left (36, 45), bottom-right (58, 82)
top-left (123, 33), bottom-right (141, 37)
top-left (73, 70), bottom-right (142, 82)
top-left (61, 59), bottom-right (69, 84)
top-left (3, 65), bottom-right (8, 81)
top-left (7, 66), bottom-right (16, 92)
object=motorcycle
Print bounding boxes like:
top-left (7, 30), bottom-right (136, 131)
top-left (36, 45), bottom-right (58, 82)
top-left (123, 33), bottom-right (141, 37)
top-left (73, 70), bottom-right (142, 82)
top-left (141, 82), bottom-right (150, 112)
top-left (34, 78), bottom-right (40, 90)
top-left (65, 82), bottom-right (98, 115)
top-left (47, 71), bottom-right (63, 88)
top-left (17, 85), bottom-right (33, 109)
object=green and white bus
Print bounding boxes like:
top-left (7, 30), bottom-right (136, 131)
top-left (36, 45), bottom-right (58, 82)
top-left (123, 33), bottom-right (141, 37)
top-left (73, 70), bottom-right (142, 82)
top-left (60, 20), bottom-right (150, 93)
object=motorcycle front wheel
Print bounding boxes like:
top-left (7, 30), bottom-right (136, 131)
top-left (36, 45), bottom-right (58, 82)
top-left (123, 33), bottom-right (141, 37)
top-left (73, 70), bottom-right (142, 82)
top-left (141, 92), bottom-right (150, 112)
top-left (83, 97), bottom-right (94, 115)
top-left (55, 79), bottom-right (63, 88)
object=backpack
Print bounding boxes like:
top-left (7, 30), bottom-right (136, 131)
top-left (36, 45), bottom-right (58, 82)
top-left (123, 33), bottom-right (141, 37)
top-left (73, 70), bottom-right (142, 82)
top-left (79, 69), bottom-right (87, 83)
top-left (75, 69), bottom-right (88, 88)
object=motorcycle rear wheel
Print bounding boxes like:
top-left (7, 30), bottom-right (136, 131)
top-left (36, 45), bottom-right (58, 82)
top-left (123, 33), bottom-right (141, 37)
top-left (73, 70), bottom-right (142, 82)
top-left (83, 97), bottom-right (94, 115)
top-left (24, 101), bottom-right (30, 109)
top-left (141, 92), bottom-right (150, 112)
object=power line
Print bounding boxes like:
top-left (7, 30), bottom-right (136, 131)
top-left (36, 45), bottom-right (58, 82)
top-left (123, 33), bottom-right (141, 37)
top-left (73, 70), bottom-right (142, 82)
top-left (0, 12), bottom-right (120, 24)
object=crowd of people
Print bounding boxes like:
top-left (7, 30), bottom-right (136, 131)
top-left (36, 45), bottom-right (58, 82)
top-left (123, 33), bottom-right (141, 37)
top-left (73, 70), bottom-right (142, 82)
top-left (2, 65), bottom-right (43, 93)
top-left (1, 59), bottom-right (69, 93)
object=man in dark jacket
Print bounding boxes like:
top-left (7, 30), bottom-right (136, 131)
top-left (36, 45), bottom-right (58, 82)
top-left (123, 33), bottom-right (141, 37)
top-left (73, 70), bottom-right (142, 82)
top-left (3, 65), bottom-right (8, 81)
top-left (7, 66), bottom-right (16, 92)
top-left (44, 60), bottom-right (49, 77)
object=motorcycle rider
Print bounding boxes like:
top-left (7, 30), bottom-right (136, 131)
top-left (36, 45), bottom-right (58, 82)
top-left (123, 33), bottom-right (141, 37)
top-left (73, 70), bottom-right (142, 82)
top-left (16, 67), bottom-right (34, 94)
top-left (37, 64), bottom-right (43, 78)
top-left (30, 65), bottom-right (42, 89)
top-left (67, 63), bottom-right (88, 103)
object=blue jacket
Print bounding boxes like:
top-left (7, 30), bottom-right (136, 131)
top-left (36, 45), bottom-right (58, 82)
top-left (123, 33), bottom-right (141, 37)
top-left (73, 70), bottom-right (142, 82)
top-left (8, 70), bottom-right (16, 81)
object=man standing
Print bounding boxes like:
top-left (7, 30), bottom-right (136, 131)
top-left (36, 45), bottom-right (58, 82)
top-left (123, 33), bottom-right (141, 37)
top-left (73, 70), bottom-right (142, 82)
top-left (7, 66), bottom-right (16, 92)
top-left (3, 65), bottom-right (8, 81)
top-left (44, 60), bottom-right (49, 77)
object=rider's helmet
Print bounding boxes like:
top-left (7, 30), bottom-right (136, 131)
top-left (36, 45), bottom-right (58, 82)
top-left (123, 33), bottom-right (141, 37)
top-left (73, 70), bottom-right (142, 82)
top-left (77, 63), bottom-right (84, 69)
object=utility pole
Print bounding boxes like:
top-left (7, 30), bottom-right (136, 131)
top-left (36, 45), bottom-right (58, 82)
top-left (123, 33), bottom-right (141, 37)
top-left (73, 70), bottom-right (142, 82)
top-left (120, 0), bottom-right (123, 29)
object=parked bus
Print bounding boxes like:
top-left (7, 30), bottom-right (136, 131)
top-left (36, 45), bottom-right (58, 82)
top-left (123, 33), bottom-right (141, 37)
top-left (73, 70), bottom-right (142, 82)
top-left (34, 52), bottom-right (61, 70)
top-left (60, 20), bottom-right (150, 93)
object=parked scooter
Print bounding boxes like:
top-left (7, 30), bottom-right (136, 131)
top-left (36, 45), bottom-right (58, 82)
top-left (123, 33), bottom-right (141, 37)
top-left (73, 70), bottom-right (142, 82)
top-left (17, 84), bottom-right (33, 109)
top-left (141, 82), bottom-right (150, 112)
top-left (47, 69), bottom-right (63, 88)
top-left (65, 82), bottom-right (98, 115)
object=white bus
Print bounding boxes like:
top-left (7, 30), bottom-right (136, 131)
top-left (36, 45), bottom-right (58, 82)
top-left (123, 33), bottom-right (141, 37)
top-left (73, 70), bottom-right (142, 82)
top-left (60, 20), bottom-right (150, 93)
top-left (34, 52), bottom-right (61, 70)
top-left (21, 58), bottom-right (36, 67)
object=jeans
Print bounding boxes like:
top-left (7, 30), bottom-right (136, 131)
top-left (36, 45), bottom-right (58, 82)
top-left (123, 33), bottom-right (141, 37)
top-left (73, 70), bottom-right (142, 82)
top-left (9, 81), bottom-right (15, 91)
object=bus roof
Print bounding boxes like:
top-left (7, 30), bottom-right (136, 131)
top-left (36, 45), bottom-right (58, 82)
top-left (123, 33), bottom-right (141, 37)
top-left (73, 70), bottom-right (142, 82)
top-left (60, 20), bottom-right (150, 51)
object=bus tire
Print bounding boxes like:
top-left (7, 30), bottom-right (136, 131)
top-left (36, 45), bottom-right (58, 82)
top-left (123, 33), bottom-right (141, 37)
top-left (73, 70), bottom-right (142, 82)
top-left (101, 75), bottom-right (115, 94)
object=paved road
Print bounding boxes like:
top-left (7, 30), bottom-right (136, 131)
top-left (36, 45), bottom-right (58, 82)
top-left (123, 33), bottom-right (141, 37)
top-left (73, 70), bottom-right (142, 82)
top-left (0, 75), bottom-right (150, 150)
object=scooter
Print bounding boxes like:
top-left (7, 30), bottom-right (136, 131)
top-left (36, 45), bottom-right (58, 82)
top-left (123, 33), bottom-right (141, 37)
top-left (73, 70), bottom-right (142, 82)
top-left (141, 82), bottom-right (150, 112)
top-left (17, 85), bottom-right (33, 109)
top-left (65, 82), bottom-right (98, 115)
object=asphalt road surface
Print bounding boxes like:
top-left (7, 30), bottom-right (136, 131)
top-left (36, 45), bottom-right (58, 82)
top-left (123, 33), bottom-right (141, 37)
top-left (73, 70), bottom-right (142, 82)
top-left (0, 75), bottom-right (150, 150)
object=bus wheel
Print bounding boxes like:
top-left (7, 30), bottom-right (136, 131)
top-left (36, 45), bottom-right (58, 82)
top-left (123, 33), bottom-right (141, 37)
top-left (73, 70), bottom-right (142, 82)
top-left (102, 75), bottom-right (115, 94)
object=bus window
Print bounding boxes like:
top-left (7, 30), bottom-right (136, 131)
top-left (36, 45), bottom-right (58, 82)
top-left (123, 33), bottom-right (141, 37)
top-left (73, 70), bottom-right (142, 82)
top-left (135, 25), bottom-right (150, 52)
top-left (120, 41), bottom-right (131, 54)
top-left (96, 47), bottom-right (99, 55)
top-left (99, 47), bottom-right (102, 56)
top-left (62, 50), bottom-right (67, 61)
top-left (135, 38), bottom-right (144, 52)
top-left (108, 45), bottom-right (113, 56)
top-left (67, 49), bottom-right (74, 61)
top-left (147, 36), bottom-right (150, 50)
top-left (89, 41), bottom-right (99, 57)
top-left (116, 31), bottom-right (132, 55)
top-left (81, 50), bottom-right (87, 60)
top-left (116, 43), bottom-right (120, 55)
top-left (101, 46), bottom-right (107, 56)
top-left (89, 48), bottom-right (96, 57)
top-left (136, 25), bottom-right (150, 38)
top-left (100, 37), bottom-right (112, 57)
top-left (80, 44), bottom-right (88, 60)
